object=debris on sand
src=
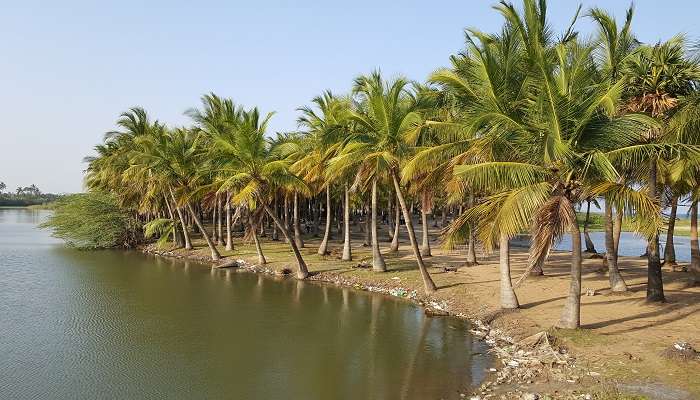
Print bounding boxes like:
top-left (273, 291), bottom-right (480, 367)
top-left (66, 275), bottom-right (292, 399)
top-left (661, 341), bottom-right (699, 361)
top-left (469, 323), bottom-right (578, 396)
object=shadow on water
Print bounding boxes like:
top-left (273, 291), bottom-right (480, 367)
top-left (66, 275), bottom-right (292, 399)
top-left (0, 208), bottom-right (492, 400)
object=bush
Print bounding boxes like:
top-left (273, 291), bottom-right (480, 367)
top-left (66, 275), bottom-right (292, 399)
top-left (40, 192), bottom-right (142, 249)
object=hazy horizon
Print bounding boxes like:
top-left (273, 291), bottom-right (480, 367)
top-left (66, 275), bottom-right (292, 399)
top-left (2, 0), bottom-right (698, 193)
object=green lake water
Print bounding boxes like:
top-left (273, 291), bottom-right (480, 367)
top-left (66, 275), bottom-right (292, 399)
top-left (0, 208), bottom-right (491, 399)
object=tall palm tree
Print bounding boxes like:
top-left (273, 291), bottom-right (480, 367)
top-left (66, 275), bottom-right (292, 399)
top-left (296, 92), bottom-right (351, 256)
top-left (622, 36), bottom-right (700, 301)
top-left (133, 126), bottom-right (222, 261)
top-left (215, 108), bottom-right (311, 279)
top-left (331, 71), bottom-right (436, 292)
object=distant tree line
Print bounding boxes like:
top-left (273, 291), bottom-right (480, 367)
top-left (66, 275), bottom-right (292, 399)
top-left (0, 182), bottom-right (63, 206)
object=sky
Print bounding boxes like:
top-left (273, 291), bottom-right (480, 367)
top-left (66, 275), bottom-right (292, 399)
top-left (1, 0), bottom-right (699, 194)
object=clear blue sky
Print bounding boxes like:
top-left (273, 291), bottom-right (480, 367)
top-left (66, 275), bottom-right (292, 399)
top-left (2, 0), bottom-right (698, 193)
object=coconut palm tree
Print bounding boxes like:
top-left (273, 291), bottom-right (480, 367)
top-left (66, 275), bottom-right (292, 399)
top-left (622, 36), bottom-right (700, 301)
top-left (448, 0), bottom-right (660, 327)
top-left (330, 71), bottom-right (436, 292)
top-left (215, 107), bottom-right (311, 279)
top-left (132, 126), bottom-right (222, 261)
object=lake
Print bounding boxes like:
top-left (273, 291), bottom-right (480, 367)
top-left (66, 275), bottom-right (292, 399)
top-left (0, 208), bottom-right (491, 400)
top-left (554, 232), bottom-right (693, 262)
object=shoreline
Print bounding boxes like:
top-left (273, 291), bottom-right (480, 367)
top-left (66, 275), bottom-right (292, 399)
top-left (137, 231), bottom-right (699, 399)
top-left (140, 244), bottom-right (609, 399)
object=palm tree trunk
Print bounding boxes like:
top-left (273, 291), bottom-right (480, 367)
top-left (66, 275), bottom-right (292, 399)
top-left (663, 194), bottom-right (678, 268)
top-left (318, 188), bottom-right (332, 255)
top-left (363, 202), bottom-right (370, 247)
top-left (293, 192), bottom-right (304, 248)
top-left (169, 186), bottom-right (191, 250)
top-left (263, 204), bottom-right (309, 279)
top-left (646, 160), bottom-right (665, 302)
top-left (613, 206), bottom-right (623, 261)
top-left (467, 227), bottom-right (478, 265)
top-left (250, 220), bottom-right (266, 265)
top-left (271, 195), bottom-right (279, 241)
top-left (218, 195), bottom-right (224, 245)
top-left (441, 207), bottom-right (447, 227)
top-left (557, 219), bottom-right (582, 329)
top-left (212, 201), bottom-right (218, 244)
top-left (163, 193), bottom-right (183, 247)
top-left (371, 179), bottom-right (386, 272)
top-left (186, 202), bottom-right (220, 261)
top-left (499, 234), bottom-right (519, 309)
top-left (390, 195), bottom-right (400, 252)
top-left (420, 191), bottom-right (431, 257)
top-left (225, 192), bottom-right (233, 251)
top-left (283, 195), bottom-right (290, 243)
top-left (313, 198), bottom-right (321, 237)
top-left (583, 199), bottom-right (597, 253)
top-left (466, 195), bottom-right (477, 264)
top-left (690, 199), bottom-right (700, 286)
top-left (391, 170), bottom-right (436, 294)
top-left (387, 196), bottom-right (395, 239)
top-left (341, 184), bottom-right (352, 261)
top-left (604, 202), bottom-right (627, 292)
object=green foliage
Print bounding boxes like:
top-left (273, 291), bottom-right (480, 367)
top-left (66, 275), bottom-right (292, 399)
top-left (143, 218), bottom-right (175, 248)
top-left (40, 193), bottom-right (141, 249)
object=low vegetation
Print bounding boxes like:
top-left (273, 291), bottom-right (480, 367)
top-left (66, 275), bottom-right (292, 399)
top-left (40, 193), bottom-right (141, 249)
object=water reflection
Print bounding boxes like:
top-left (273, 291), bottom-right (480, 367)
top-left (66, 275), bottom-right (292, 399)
top-left (1, 208), bottom-right (492, 400)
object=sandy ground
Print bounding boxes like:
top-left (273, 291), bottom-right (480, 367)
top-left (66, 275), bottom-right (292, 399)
top-left (160, 217), bottom-right (699, 399)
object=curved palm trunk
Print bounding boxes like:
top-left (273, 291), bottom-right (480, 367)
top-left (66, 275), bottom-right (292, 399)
top-left (391, 171), bottom-right (436, 294)
top-left (250, 220), bottom-right (266, 265)
top-left (690, 200), bottom-right (700, 286)
top-left (390, 195), bottom-right (400, 252)
top-left (663, 194), bottom-right (678, 268)
top-left (186, 202), bottom-right (220, 261)
top-left (225, 192), bottom-right (233, 251)
top-left (169, 187), bottom-right (191, 250)
top-left (163, 193), bottom-right (183, 247)
top-left (604, 202), bottom-right (627, 292)
top-left (646, 160), bottom-right (665, 302)
top-left (341, 184), bottom-right (352, 261)
top-left (499, 234), bottom-right (519, 309)
top-left (371, 179), bottom-right (386, 272)
top-left (583, 199), bottom-right (597, 253)
top-left (293, 192), bottom-right (304, 248)
top-left (557, 220), bottom-right (582, 329)
top-left (420, 192), bottom-right (431, 257)
top-left (263, 204), bottom-right (309, 279)
top-left (318, 188), bottom-right (332, 255)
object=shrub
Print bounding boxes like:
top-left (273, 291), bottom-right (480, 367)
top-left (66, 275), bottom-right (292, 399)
top-left (40, 192), bottom-right (141, 249)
